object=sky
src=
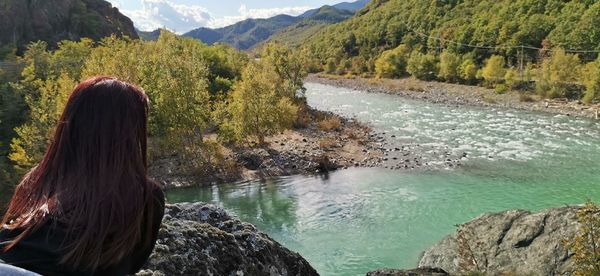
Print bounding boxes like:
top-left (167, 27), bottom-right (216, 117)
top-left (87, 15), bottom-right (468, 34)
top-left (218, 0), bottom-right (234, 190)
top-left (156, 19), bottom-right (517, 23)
top-left (107, 0), bottom-right (346, 34)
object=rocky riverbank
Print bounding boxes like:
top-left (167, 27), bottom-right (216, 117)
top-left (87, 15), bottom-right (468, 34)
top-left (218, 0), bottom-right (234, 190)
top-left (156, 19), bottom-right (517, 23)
top-left (150, 108), bottom-right (465, 189)
top-left (371, 206), bottom-right (582, 275)
top-left (306, 74), bottom-right (600, 119)
top-left (137, 202), bottom-right (318, 276)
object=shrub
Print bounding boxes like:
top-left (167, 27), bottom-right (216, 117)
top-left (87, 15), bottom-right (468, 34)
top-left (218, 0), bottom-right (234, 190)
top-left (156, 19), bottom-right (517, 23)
top-left (407, 50), bottom-right (438, 81)
top-left (536, 48), bottom-right (581, 98)
top-left (519, 93), bottom-right (535, 102)
top-left (494, 83), bottom-right (508, 94)
top-left (318, 137), bottom-right (337, 149)
top-left (438, 50), bottom-right (461, 83)
top-left (374, 44), bottom-right (411, 78)
top-left (504, 68), bottom-right (520, 90)
top-left (459, 55), bottom-right (478, 84)
top-left (318, 116), bottom-right (342, 131)
top-left (325, 58), bottom-right (337, 74)
top-left (482, 55), bottom-right (506, 86)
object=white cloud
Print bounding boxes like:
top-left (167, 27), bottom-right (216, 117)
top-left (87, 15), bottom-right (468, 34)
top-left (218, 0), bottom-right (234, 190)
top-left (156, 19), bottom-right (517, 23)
top-left (120, 1), bottom-right (311, 33)
top-left (207, 4), bottom-right (311, 28)
top-left (121, 0), bottom-right (212, 34)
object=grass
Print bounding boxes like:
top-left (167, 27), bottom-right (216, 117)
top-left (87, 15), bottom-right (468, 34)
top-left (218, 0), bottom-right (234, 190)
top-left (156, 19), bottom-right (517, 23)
top-left (318, 116), bottom-right (342, 132)
top-left (318, 137), bottom-right (337, 149)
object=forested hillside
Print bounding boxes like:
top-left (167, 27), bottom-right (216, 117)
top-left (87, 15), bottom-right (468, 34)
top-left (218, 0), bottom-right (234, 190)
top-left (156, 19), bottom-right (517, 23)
top-left (304, 0), bottom-right (600, 65)
top-left (301, 0), bottom-right (600, 102)
top-left (268, 6), bottom-right (355, 47)
top-left (0, 0), bottom-right (138, 52)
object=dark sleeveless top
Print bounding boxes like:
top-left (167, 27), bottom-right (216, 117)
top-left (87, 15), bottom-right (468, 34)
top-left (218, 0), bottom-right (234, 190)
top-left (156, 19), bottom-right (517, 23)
top-left (0, 188), bottom-right (165, 276)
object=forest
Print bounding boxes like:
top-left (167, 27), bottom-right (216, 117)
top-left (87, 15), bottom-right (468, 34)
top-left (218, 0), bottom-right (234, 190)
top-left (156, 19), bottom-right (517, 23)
top-left (299, 0), bottom-right (600, 102)
top-left (0, 31), bottom-right (306, 196)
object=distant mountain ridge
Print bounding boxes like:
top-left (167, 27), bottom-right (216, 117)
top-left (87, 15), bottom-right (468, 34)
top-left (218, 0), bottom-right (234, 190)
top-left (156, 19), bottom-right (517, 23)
top-left (0, 0), bottom-right (138, 51)
top-left (183, 0), bottom-right (370, 50)
top-left (299, 0), bottom-right (370, 17)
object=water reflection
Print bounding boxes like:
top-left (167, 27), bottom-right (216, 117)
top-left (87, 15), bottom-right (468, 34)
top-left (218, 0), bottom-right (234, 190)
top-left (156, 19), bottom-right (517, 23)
top-left (167, 179), bottom-right (299, 232)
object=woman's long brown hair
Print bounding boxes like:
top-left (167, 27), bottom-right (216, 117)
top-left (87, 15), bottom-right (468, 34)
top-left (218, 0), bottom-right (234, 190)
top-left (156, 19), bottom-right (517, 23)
top-left (1, 76), bottom-right (157, 270)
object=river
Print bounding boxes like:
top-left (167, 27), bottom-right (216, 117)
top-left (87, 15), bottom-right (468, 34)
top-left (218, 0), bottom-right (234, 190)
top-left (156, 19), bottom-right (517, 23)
top-left (167, 82), bottom-right (600, 276)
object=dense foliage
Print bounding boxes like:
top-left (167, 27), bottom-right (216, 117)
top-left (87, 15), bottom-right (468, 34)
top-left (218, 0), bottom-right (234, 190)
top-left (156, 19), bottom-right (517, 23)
top-left (1, 31), bottom-right (305, 185)
top-left (302, 0), bottom-right (600, 102)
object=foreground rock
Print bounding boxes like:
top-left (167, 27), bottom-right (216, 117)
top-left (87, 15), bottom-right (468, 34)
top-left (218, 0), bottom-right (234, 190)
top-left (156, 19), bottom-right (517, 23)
top-left (418, 206), bottom-right (580, 275)
top-left (367, 267), bottom-right (448, 276)
top-left (137, 203), bottom-right (318, 276)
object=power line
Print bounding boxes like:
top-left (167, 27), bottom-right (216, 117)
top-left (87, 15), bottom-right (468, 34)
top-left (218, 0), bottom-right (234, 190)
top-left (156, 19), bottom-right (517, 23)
top-left (401, 21), bottom-right (600, 54)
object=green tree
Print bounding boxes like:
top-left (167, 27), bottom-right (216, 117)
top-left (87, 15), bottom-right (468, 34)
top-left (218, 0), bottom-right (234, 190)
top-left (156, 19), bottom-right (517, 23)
top-left (438, 50), bottom-right (461, 83)
top-left (259, 42), bottom-right (307, 100)
top-left (581, 60), bottom-right (600, 104)
top-left (459, 55), bottom-right (478, 84)
top-left (9, 73), bottom-right (76, 171)
top-left (482, 55), bottom-right (506, 86)
top-left (406, 50), bottom-right (438, 81)
top-left (375, 44), bottom-right (411, 78)
top-left (536, 48), bottom-right (580, 98)
top-left (572, 202), bottom-right (600, 276)
top-left (225, 60), bottom-right (298, 144)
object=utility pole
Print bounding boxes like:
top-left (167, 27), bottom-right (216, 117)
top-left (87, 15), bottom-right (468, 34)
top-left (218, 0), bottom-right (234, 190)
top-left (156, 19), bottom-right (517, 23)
top-left (519, 45), bottom-right (524, 80)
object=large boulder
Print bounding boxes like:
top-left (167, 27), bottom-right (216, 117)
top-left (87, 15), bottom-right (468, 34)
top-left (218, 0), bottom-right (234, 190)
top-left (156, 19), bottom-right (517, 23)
top-left (366, 267), bottom-right (448, 276)
top-left (137, 203), bottom-right (318, 276)
top-left (418, 206), bottom-right (581, 275)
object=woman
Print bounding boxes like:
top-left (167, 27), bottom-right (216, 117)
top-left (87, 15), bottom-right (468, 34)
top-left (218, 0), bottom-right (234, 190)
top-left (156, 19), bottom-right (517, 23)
top-left (0, 77), bottom-right (165, 276)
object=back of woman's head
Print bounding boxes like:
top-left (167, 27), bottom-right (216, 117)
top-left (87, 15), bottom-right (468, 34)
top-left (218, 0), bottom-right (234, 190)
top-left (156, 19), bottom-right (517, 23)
top-left (1, 76), bottom-right (157, 270)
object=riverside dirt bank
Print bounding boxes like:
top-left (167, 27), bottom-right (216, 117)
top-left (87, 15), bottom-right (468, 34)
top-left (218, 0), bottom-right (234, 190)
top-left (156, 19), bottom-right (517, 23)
top-left (306, 74), bottom-right (600, 120)
top-left (150, 106), bottom-right (465, 190)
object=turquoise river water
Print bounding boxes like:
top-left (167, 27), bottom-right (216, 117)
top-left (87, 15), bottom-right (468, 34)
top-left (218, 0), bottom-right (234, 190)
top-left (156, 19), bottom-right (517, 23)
top-left (167, 83), bottom-right (600, 275)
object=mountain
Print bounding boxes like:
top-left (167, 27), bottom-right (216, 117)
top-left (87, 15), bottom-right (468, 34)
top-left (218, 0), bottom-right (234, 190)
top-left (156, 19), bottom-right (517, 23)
top-left (298, 0), bottom-right (369, 18)
top-left (0, 0), bottom-right (138, 52)
top-left (268, 6), bottom-right (355, 47)
top-left (137, 28), bottom-right (162, 41)
top-left (184, 14), bottom-right (299, 49)
top-left (184, 0), bottom-right (370, 50)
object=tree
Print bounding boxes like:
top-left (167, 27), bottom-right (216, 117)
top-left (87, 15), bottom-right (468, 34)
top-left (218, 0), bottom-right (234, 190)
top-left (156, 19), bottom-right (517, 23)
top-left (260, 43), bottom-right (307, 101)
top-left (459, 55), bottom-right (478, 84)
top-left (406, 50), bottom-right (438, 81)
top-left (225, 60), bottom-right (298, 144)
top-left (375, 44), bottom-right (411, 78)
top-left (581, 60), bottom-right (600, 104)
top-left (572, 202), bottom-right (600, 276)
top-left (481, 55), bottom-right (506, 86)
top-left (10, 73), bottom-right (76, 171)
top-left (438, 50), bottom-right (461, 83)
top-left (536, 48), bottom-right (580, 98)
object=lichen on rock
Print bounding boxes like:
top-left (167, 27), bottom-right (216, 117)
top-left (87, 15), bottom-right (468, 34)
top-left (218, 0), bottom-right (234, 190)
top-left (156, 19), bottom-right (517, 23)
top-left (418, 206), bottom-right (581, 275)
top-left (137, 203), bottom-right (318, 276)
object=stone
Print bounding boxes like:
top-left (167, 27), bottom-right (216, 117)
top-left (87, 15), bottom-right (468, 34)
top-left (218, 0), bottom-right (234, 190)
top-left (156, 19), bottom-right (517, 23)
top-left (366, 267), bottom-right (448, 276)
top-left (418, 206), bottom-right (581, 275)
top-left (138, 203), bottom-right (318, 276)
